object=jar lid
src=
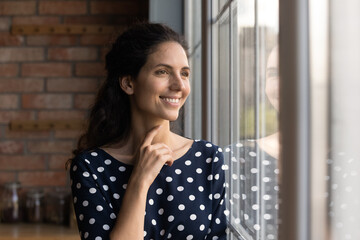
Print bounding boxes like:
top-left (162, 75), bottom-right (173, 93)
top-left (26, 188), bottom-right (44, 198)
top-left (4, 181), bottom-right (21, 189)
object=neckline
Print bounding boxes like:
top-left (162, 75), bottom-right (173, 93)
top-left (97, 139), bottom-right (197, 167)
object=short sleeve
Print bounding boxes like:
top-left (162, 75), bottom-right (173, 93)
top-left (70, 156), bottom-right (115, 240)
top-left (206, 148), bottom-right (228, 239)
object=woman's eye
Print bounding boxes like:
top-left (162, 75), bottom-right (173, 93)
top-left (156, 70), bottom-right (168, 75)
top-left (181, 71), bottom-right (190, 78)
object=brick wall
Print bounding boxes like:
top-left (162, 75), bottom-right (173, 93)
top-left (0, 1), bottom-right (148, 193)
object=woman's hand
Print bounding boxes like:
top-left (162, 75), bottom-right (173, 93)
top-left (131, 125), bottom-right (174, 189)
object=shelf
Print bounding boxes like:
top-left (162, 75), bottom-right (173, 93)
top-left (0, 223), bottom-right (79, 240)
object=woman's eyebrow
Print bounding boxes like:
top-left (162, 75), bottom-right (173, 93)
top-left (154, 63), bottom-right (190, 70)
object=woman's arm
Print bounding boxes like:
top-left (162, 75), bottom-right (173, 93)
top-left (109, 126), bottom-right (174, 240)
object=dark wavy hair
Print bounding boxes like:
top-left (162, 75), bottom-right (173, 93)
top-left (70, 22), bottom-right (188, 161)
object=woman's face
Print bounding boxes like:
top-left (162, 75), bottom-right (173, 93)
top-left (266, 47), bottom-right (279, 111)
top-left (130, 41), bottom-right (191, 121)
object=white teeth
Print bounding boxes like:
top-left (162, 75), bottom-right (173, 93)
top-left (163, 98), bottom-right (180, 103)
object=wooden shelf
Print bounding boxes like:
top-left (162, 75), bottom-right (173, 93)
top-left (0, 223), bottom-right (79, 240)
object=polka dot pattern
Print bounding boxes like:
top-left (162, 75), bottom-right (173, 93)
top-left (70, 140), bottom-right (227, 239)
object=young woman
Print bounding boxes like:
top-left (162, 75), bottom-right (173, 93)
top-left (69, 23), bottom-right (227, 240)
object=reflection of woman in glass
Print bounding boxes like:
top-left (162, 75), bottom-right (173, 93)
top-left (68, 23), bottom-right (227, 240)
top-left (225, 46), bottom-right (279, 239)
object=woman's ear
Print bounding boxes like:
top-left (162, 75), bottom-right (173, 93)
top-left (119, 76), bottom-right (134, 95)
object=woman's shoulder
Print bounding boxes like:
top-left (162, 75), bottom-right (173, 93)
top-left (70, 148), bottom-right (108, 169)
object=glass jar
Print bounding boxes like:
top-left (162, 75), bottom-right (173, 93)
top-left (45, 187), bottom-right (70, 225)
top-left (25, 188), bottom-right (44, 223)
top-left (0, 181), bottom-right (22, 223)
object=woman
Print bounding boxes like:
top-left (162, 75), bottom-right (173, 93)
top-left (69, 23), bottom-right (227, 240)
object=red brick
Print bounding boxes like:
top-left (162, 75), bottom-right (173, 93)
top-left (22, 94), bottom-right (72, 109)
top-left (0, 94), bottom-right (18, 109)
top-left (80, 35), bottom-right (113, 46)
top-left (55, 129), bottom-right (82, 139)
top-left (0, 111), bottom-right (34, 124)
top-left (18, 171), bottom-right (67, 187)
top-left (0, 78), bottom-right (44, 93)
top-left (74, 94), bottom-right (96, 109)
top-left (0, 141), bottom-right (24, 154)
top-left (0, 64), bottom-right (19, 77)
top-left (0, 1), bottom-right (36, 15)
top-left (64, 15), bottom-right (131, 25)
top-left (90, 1), bottom-right (139, 15)
top-left (27, 35), bottom-right (78, 46)
top-left (27, 140), bottom-right (74, 154)
top-left (38, 110), bottom-right (86, 120)
top-left (47, 78), bottom-right (99, 92)
top-left (75, 63), bottom-right (105, 77)
top-left (0, 33), bottom-right (24, 46)
top-left (0, 48), bottom-right (44, 62)
top-left (39, 1), bottom-right (86, 15)
top-left (48, 47), bottom-right (98, 61)
top-left (0, 155), bottom-right (46, 170)
top-left (12, 16), bottom-right (60, 25)
top-left (22, 63), bottom-right (71, 77)
top-left (0, 17), bottom-right (10, 31)
top-left (49, 154), bottom-right (72, 170)
top-left (5, 128), bottom-right (51, 139)
top-left (0, 172), bottom-right (16, 185)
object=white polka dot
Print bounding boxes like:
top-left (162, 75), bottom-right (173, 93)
top-left (178, 204), bottom-right (185, 211)
top-left (187, 177), bottom-right (194, 183)
top-left (104, 159), bottom-right (111, 165)
top-left (144, 231), bottom-right (147, 237)
top-left (177, 225), bottom-right (185, 231)
top-left (224, 209), bottom-right (230, 216)
top-left (85, 159), bottom-right (90, 164)
top-left (149, 199), bottom-right (154, 205)
top-left (91, 152), bottom-right (98, 156)
top-left (76, 183), bottom-right (81, 189)
top-left (73, 197), bottom-right (77, 203)
top-left (113, 193), bottom-right (120, 199)
top-left (167, 195), bottom-right (174, 201)
top-left (185, 160), bottom-right (192, 166)
top-left (168, 215), bottom-right (174, 222)
top-left (83, 171), bottom-right (90, 177)
top-left (79, 214), bottom-right (84, 221)
top-left (166, 176), bottom-right (173, 182)
top-left (89, 218), bottom-right (95, 224)
top-left (200, 204), bottom-right (205, 210)
top-left (96, 205), bottom-right (103, 211)
top-left (208, 214), bottom-right (212, 220)
top-left (119, 166), bottom-right (126, 172)
top-left (189, 195), bottom-right (195, 201)
top-left (122, 184), bottom-right (127, 189)
top-left (206, 143), bottom-right (212, 147)
top-left (167, 233), bottom-right (172, 239)
top-left (175, 169), bottom-right (182, 174)
top-left (196, 168), bottom-right (202, 174)
top-left (214, 193), bottom-right (221, 199)
top-left (190, 214), bottom-right (197, 220)
top-left (207, 174), bottom-right (213, 181)
top-left (177, 186), bottom-right (184, 192)
top-left (103, 224), bottom-right (110, 230)
top-left (186, 235), bottom-right (194, 240)
top-left (160, 229), bottom-right (165, 236)
top-left (218, 147), bottom-right (223, 152)
top-left (152, 219), bottom-right (157, 225)
top-left (82, 200), bottom-right (89, 207)
top-left (209, 194), bottom-right (213, 200)
top-left (199, 224), bottom-right (205, 231)
top-left (249, 151), bottom-right (257, 157)
top-left (158, 208), bottom-right (164, 215)
top-left (110, 213), bottom-right (116, 219)
top-left (206, 158), bottom-right (212, 163)
top-left (198, 186), bottom-right (204, 192)
top-left (215, 218), bottom-right (221, 224)
top-left (195, 152), bottom-right (202, 157)
top-left (212, 236), bottom-right (219, 240)
top-left (95, 237), bottom-right (102, 240)
top-left (92, 174), bottom-right (97, 180)
top-left (110, 176), bottom-right (116, 182)
top-left (89, 188), bottom-right (96, 194)
top-left (252, 204), bottom-right (259, 210)
top-left (97, 167), bottom-right (104, 172)
top-left (214, 157), bottom-right (219, 162)
top-left (103, 185), bottom-right (109, 191)
top-left (84, 232), bottom-right (89, 238)
top-left (156, 188), bottom-right (163, 195)
top-left (109, 203), bottom-right (113, 208)
top-left (214, 174), bottom-right (220, 180)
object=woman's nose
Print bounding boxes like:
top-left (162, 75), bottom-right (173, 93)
top-left (170, 73), bottom-right (185, 90)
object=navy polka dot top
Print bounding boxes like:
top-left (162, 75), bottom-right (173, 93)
top-left (70, 139), bottom-right (227, 240)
